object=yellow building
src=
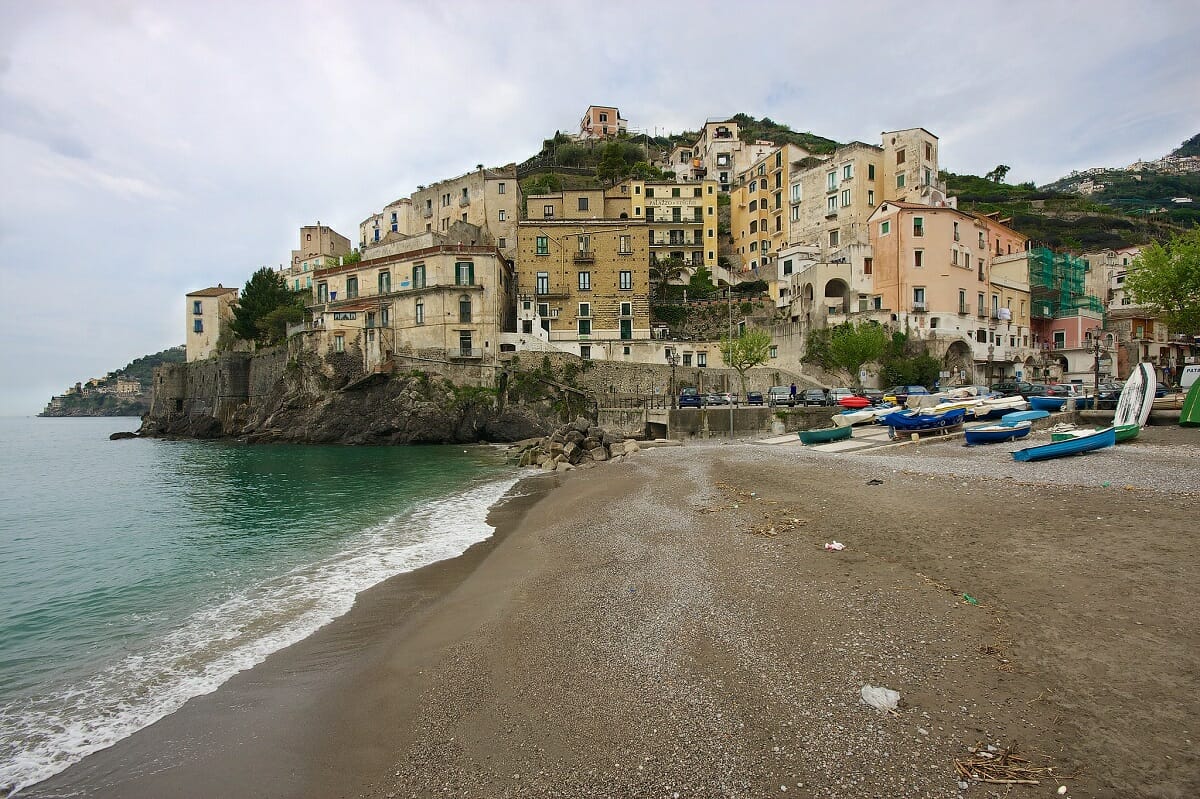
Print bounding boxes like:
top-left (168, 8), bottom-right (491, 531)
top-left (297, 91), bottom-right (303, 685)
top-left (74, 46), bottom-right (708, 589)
top-left (185, 286), bottom-right (238, 362)
top-left (730, 144), bottom-right (811, 274)
top-left (307, 238), bottom-right (513, 371)
top-left (515, 219), bottom-right (650, 360)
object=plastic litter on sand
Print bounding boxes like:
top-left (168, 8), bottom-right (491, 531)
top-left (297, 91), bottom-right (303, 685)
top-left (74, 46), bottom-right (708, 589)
top-left (824, 541), bottom-right (846, 551)
top-left (860, 684), bottom-right (900, 713)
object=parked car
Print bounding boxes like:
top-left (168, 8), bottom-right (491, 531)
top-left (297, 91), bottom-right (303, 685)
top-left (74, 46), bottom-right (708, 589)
top-left (679, 387), bottom-right (702, 408)
top-left (882, 385), bottom-right (930, 405)
top-left (800, 388), bottom-right (829, 406)
top-left (1025, 383), bottom-right (1049, 397)
top-left (746, 390), bottom-right (765, 406)
top-left (1045, 383), bottom-right (1081, 397)
top-left (767, 386), bottom-right (795, 407)
top-left (966, 384), bottom-right (1000, 399)
top-left (990, 380), bottom-right (1038, 398)
top-left (1155, 382), bottom-right (1169, 398)
top-left (705, 393), bottom-right (734, 406)
top-left (1096, 381), bottom-right (1124, 410)
top-left (858, 388), bottom-right (885, 405)
top-left (828, 387), bottom-right (856, 405)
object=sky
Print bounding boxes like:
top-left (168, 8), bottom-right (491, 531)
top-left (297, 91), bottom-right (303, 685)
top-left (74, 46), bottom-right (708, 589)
top-left (1, 0), bottom-right (1197, 415)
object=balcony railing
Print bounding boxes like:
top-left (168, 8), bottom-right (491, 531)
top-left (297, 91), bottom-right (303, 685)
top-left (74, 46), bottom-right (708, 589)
top-left (459, 195), bottom-right (470, 207)
top-left (574, 251), bottom-right (595, 262)
top-left (453, 348), bottom-right (483, 359)
top-left (422, 208), bottom-right (433, 219)
top-left (911, 302), bottom-right (926, 313)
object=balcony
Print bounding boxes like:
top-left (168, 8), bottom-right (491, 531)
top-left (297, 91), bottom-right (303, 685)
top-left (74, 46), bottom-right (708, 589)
top-left (911, 302), bottom-right (927, 313)
top-left (452, 348), bottom-right (483, 359)
top-left (422, 208), bottom-right (433, 219)
top-left (459, 195), bottom-right (470, 207)
top-left (574, 251), bottom-right (595, 262)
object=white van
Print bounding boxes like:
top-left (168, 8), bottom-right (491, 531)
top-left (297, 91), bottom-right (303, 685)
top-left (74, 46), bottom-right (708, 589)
top-left (1181, 364), bottom-right (1200, 392)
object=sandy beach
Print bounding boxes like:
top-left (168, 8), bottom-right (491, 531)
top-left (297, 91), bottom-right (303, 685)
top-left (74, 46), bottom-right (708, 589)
top-left (29, 427), bottom-right (1200, 799)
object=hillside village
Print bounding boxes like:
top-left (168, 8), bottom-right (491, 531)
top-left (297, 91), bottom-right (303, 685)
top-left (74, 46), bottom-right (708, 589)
top-left (182, 106), bottom-right (1198, 405)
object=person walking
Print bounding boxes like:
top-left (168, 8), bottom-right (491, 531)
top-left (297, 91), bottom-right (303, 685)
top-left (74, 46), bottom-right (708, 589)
top-left (789, 382), bottom-right (797, 403)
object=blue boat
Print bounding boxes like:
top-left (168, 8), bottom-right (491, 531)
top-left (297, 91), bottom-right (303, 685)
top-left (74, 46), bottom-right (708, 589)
top-left (1011, 426), bottom-right (1116, 462)
top-left (1029, 395), bottom-right (1067, 412)
top-left (879, 407), bottom-right (966, 436)
top-left (1000, 409), bottom-right (1050, 426)
top-left (964, 420), bottom-right (1032, 445)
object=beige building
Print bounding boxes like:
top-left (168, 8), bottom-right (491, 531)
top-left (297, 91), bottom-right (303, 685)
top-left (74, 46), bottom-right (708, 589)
top-left (360, 166), bottom-right (519, 261)
top-left (282, 224), bottom-right (352, 293)
top-left (304, 235), bottom-right (514, 372)
top-left (186, 286), bottom-right (238, 362)
top-left (514, 219), bottom-right (650, 360)
top-left (730, 144), bottom-right (815, 275)
top-left (690, 119), bottom-right (779, 191)
top-left (579, 105), bottom-right (628, 139)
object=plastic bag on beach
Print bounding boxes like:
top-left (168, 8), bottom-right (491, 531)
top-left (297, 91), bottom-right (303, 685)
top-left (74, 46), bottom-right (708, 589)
top-left (824, 541), bottom-right (845, 551)
top-left (860, 684), bottom-right (900, 713)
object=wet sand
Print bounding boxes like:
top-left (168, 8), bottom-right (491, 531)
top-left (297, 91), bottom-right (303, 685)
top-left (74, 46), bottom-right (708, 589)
top-left (29, 433), bottom-right (1200, 798)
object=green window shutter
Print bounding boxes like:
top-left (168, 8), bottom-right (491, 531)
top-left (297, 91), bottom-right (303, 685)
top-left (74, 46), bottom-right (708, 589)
top-left (469, 263), bottom-right (475, 285)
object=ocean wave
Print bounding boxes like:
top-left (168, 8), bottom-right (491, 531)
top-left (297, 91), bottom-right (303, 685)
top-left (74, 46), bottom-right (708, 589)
top-left (0, 475), bottom-right (519, 795)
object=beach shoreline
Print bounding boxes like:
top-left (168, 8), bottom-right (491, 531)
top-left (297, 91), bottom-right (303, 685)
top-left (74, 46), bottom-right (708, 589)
top-left (27, 433), bottom-right (1200, 798)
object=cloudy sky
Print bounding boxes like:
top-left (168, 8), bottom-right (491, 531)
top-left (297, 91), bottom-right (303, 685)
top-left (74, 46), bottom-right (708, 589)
top-left (1, 0), bottom-right (1197, 414)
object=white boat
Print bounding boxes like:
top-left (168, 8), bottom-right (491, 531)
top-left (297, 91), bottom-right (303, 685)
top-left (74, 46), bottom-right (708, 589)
top-left (966, 395), bottom-right (1028, 419)
top-left (1114, 361), bottom-right (1156, 428)
top-left (831, 404), bottom-right (900, 427)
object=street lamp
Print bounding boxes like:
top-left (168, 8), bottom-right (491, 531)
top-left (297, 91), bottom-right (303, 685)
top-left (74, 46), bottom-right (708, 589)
top-left (666, 348), bottom-right (679, 408)
top-left (1088, 327), bottom-right (1105, 408)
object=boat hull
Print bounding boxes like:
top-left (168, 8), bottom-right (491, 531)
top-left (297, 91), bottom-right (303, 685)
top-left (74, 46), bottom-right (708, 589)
top-left (1182, 381), bottom-right (1200, 427)
top-left (1012, 427), bottom-right (1116, 462)
top-left (880, 408), bottom-right (966, 436)
top-left (798, 426), bottom-right (853, 445)
top-left (964, 421), bottom-right (1032, 445)
top-left (1029, 395), bottom-right (1067, 412)
top-left (1000, 409), bottom-right (1050, 426)
top-left (1115, 362), bottom-right (1156, 428)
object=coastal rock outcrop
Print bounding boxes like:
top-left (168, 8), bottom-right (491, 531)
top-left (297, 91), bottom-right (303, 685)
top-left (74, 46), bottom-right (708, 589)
top-left (507, 418), bottom-right (641, 471)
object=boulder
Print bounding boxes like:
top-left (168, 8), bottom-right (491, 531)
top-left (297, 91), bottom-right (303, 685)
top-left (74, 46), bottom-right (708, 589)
top-left (109, 431), bottom-right (137, 440)
top-left (623, 440), bottom-right (641, 455)
top-left (565, 429), bottom-right (585, 445)
top-left (589, 446), bottom-right (608, 462)
top-left (555, 461), bottom-right (575, 472)
top-left (582, 436), bottom-right (600, 451)
top-left (601, 430), bottom-right (624, 446)
top-left (540, 459), bottom-right (555, 471)
top-left (572, 417), bottom-right (590, 434)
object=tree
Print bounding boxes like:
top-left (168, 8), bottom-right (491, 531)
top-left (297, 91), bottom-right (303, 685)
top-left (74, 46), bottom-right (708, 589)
top-left (984, 164), bottom-right (1011, 183)
top-left (720, 329), bottom-right (772, 395)
top-left (231, 267), bottom-right (306, 346)
top-left (650, 256), bottom-right (687, 301)
top-left (826, 321), bottom-right (888, 387)
top-left (687, 264), bottom-right (717, 299)
top-left (1125, 228), bottom-right (1200, 336)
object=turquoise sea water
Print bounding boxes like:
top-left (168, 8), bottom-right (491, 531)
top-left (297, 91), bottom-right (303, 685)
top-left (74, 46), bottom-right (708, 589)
top-left (0, 417), bottom-right (516, 794)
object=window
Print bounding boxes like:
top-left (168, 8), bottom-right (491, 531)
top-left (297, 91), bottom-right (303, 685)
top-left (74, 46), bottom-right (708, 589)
top-left (867, 189), bottom-right (875, 207)
top-left (578, 318), bottom-right (591, 336)
top-left (697, 352), bottom-right (707, 368)
top-left (334, 334), bottom-right (344, 353)
top-left (459, 331), bottom-right (472, 356)
top-left (620, 301), bottom-right (632, 316)
top-left (896, 173), bottom-right (906, 188)
top-left (670, 186), bottom-right (680, 198)
top-left (192, 300), bottom-right (202, 315)
top-left (193, 319), bottom-right (203, 333)
top-left (868, 164), bottom-right (876, 180)
top-left (459, 295), bottom-right (472, 323)
top-left (577, 234), bottom-right (590, 253)
top-left (619, 270), bottom-right (632, 290)
top-left (317, 282), bottom-right (328, 302)
top-left (750, 241), bottom-right (757, 252)
top-left (578, 271), bottom-right (591, 291)
top-left (577, 302), bottom-right (591, 318)
top-left (346, 275), bottom-right (358, 299)
top-left (841, 189), bottom-right (850, 207)
top-left (412, 264), bottom-right (426, 288)
top-left (750, 199), bottom-right (758, 212)
top-left (827, 171), bottom-right (837, 190)
top-left (863, 257), bottom-right (873, 275)
top-left (536, 272), bottom-right (549, 295)
top-left (580, 344), bottom-right (591, 359)
top-left (498, 182), bottom-right (506, 194)
top-left (959, 290), bottom-right (967, 313)
top-left (896, 149), bottom-right (906, 164)
top-left (498, 237), bottom-right (507, 249)
top-left (880, 220), bottom-right (891, 236)
top-left (978, 232), bottom-right (985, 249)
top-left (415, 299), bottom-right (424, 325)
top-left (750, 220), bottom-right (758, 234)
top-left (829, 230), bottom-right (840, 247)
top-left (578, 197), bottom-right (589, 211)
top-left (769, 345), bottom-right (778, 359)
top-left (964, 254), bottom-right (971, 270)
top-left (620, 319), bottom-right (632, 340)
top-left (498, 209), bottom-right (506, 221)
top-left (913, 287), bottom-right (925, 307)
top-left (924, 168), bottom-right (932, 186)
top-left (543, 204), bottom-right (554, 218)
top-left (1054, 330), bottom-right (1066, 348)
top-left (826, 196), bottom-right (837, 213)
top-left (914, 250), bottom-right (923, 267)
top-left (782, 259), bottom-right (793, 276)
top-left (790, 183), bottom-right (801, 203)
top-left (978, 292), bottom-right (985, 315)
top-left (913, 217), bottom-right (924, 236)
top-left (455, 261), bottom-right (474, 285)
top-left (775, 191), bottom-right (782, 209)
top-left (760, 178), bottom-right (767, 190)
top-left (535, 236), bottom-right (548, 255)
top-left (925, 142), bottom-right (932, 160)
top-left (683, 353), bottom-right (692, 366)
top-left (790, 205), bottom-right (800, 222)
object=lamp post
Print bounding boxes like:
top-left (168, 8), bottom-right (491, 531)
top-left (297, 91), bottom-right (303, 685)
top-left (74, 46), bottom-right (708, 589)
top-left (666, 348), bottom-right (679, 408)
top-left (1089, 327), bottom-right (1105, 408)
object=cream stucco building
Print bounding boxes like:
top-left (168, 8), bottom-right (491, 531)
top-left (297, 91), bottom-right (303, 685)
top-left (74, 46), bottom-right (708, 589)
top-left (186, 286), bottom-right (238, 362)
top-left (281, 224), bottom-right (352, 293)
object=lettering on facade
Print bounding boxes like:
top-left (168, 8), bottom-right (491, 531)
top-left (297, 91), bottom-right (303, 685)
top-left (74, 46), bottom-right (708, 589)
top-left (333, 312), bottom-right (357, 321)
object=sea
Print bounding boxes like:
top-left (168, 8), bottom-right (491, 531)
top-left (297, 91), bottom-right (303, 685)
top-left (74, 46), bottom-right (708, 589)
top-left (0, 416), bottom-right (518, 795)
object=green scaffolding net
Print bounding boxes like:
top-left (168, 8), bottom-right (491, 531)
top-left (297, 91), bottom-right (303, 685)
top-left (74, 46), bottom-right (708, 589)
top-left (1028, 247), bottom-right (1103, 319)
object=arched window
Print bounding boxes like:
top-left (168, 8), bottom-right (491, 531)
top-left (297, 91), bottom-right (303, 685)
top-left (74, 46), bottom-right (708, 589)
top-left (750, 220), bottom-right (758, 234)
top-left (459, 295), bottom-right (472, 323)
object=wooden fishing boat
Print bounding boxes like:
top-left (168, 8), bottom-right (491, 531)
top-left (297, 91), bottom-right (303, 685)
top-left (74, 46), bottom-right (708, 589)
top-left (1029, 395), bottom-right (1067, 412)
top-left (831, 404), bottom-right (900, 427)
top-left (964, 420), bottom-right (1032, 445)
top-left (967, 396), bottom-right (1027, 420)
top-left (1051, 424), bottom-right (1138, 443)
top-left (999, 409), bottom-right (1050, 426)
top-left (798, 425), bottom-right (853, 445)
top-left (1012, 427), bottom-right (1116, 462)
top-left (1180, 380), bottom-right (1200, 427)
top-left (1115, 423), bottom-right (1140, 442)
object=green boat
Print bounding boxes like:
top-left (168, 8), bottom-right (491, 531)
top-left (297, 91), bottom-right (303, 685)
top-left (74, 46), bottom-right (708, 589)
top-left (1053, 424), bottom-right (1140, 444)
top-left (1182, 381), bottom-right (1200, 427)
top-left (798, 425), bottom-right (853, 445)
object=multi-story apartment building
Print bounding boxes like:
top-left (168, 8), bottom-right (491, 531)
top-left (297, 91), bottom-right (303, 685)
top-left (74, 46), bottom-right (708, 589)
top-left (690, 119), bottom-right (779, 191)
top-left (305, 230), bottom-right (514, 372)
top-left (514, 219), bottom-right (650, 360)
top-left (579, 105), bottom-right (627, 140)
top-left (729, 144), bottom-right (813, 274)
top-left (185, 286), bottom-right (238, 362)
top-left (863, 201), bottom-right (1034, 384)
top-left (281, 224), bottom-right (352, 293)
top-left (359, 166), bottom-right (519, 260)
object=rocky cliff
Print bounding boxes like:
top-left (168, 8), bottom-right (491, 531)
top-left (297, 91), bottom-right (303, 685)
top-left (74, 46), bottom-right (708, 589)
top-left (139, 346), bottom-right (569, 445)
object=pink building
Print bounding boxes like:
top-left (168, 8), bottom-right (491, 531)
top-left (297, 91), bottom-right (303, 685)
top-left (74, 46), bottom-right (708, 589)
top-left (579, 105), bottom-right (628, 140)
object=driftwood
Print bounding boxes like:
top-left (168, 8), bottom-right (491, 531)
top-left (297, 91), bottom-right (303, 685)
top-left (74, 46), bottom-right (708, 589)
top-left (954, 741), bottom-right (1067, 787)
